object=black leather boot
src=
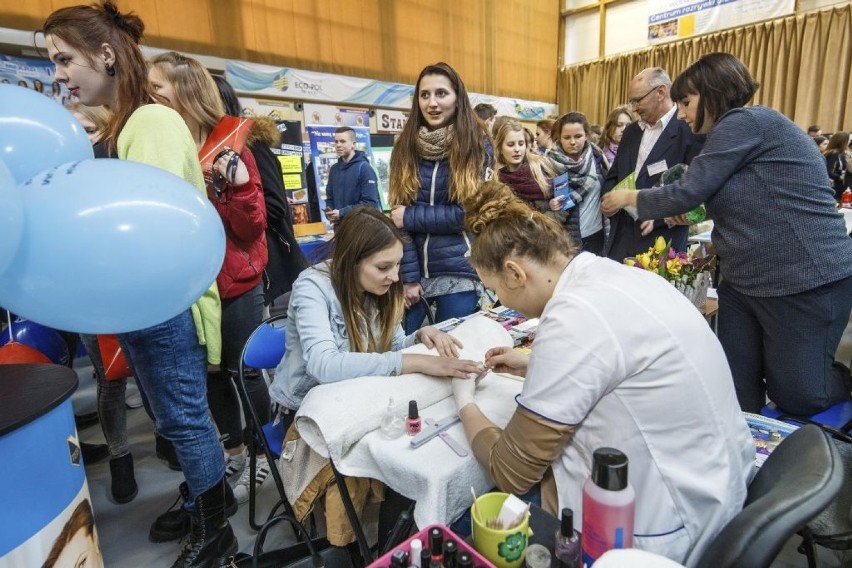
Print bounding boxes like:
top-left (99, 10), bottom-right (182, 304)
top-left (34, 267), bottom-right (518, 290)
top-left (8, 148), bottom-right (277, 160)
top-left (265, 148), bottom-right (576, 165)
top-left (170, 477), bottom-right (238, 568)
top-left (109, 453), bottom-right (138, 504)
top-left (149, 481), bottom-right (238, 543)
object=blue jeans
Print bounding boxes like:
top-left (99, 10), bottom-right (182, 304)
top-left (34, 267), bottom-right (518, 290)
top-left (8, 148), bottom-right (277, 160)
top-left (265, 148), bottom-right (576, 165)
top-left (403, 290), bottom-right (480, 335)
top-left (119, 310), bottom-right (225, 500)
top-left (718, 275), bottom-right (852, 415)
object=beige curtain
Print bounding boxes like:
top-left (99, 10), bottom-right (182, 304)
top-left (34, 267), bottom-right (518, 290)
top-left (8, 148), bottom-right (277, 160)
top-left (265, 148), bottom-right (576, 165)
top-left (0, 0), bottom-right (559, 102)
top-left (558, 4), bottom-right (852, 129)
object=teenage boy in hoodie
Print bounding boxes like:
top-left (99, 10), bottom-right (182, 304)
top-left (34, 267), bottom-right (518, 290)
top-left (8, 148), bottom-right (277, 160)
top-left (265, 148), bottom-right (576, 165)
top-left (324, 126), bottom-right (380, 223)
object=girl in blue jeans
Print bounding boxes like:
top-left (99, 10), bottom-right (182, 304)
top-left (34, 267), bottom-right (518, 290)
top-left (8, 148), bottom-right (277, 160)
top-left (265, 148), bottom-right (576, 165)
top-left (42, 3), bottom-right (234, 566)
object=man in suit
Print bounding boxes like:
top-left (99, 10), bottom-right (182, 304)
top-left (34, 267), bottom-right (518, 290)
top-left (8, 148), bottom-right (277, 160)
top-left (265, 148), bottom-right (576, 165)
top-left (602, 67), bottom-right (703, 261)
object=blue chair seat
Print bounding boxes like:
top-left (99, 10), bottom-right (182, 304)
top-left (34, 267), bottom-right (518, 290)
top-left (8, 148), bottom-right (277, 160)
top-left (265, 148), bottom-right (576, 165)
top-left (761, 401), bottom-right (852, 443)
top-left (261, 419), bottom-right (285, 460)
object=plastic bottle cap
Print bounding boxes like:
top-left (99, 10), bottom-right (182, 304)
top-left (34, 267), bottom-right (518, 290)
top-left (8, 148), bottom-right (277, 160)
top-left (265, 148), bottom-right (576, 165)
top-left (561, 507), bottom-right (574, 536)
top-left (591, 447), bottom-right (630, 491)
top-left (525, 543), bottom-right (552, 568)
top-left (408, 400), bottom-right (419, 419)
top-left (429, 527), bottom-right (442, 552)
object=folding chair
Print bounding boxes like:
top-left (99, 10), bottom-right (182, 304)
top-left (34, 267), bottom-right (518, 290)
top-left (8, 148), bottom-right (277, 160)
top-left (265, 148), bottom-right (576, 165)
top-left (235, 313), bottom-right (296, 530)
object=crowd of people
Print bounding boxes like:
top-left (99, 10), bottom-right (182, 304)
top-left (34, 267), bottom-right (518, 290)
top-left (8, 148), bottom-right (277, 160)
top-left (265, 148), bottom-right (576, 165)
top-left (27, 1), bottom-right (852, 567)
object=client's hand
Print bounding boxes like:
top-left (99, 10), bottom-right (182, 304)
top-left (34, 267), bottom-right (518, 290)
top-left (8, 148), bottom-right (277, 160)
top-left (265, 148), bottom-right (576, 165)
top-left (412, 355), bottom-right (482, 379)
top-left (452, 375), bottom-right (477, 412)
top-left (418, 326), bottom-right (463, 357)
top-left (485, 346), bottom-right (529, 378)
top-left (639, 219), bottom-right (655, 236)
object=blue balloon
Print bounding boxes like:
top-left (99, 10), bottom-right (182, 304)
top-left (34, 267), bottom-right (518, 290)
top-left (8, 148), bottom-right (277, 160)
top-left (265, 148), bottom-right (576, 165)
top-left (0, 159), bottom-right (225, 334)
top-left (0, 85), bottom-right (93, 184)
top-left (0, 319), bottom-right (70, 366)
top-left (0, 159), bottom-right (23, 275)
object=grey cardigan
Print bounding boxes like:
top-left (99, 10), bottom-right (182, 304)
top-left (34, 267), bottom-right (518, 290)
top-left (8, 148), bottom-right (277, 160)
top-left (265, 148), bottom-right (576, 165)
top-left (638, 106), bottom-right (852, 296)
top-left (270, 265), bottom-right (416, 410)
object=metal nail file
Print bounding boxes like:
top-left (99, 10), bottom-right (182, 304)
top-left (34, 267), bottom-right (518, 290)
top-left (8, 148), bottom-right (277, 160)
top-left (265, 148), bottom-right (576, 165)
top-left (410, 413), bottom-right (460, 448)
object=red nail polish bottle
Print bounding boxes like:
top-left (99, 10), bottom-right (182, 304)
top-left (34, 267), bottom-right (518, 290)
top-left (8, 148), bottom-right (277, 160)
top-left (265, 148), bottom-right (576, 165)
top-left (406, 400), bottom-right (422, 436)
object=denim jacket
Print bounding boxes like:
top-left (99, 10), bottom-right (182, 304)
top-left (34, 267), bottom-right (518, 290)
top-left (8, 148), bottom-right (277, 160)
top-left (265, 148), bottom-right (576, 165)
top-left (270, 264), bottom-right (417, 409)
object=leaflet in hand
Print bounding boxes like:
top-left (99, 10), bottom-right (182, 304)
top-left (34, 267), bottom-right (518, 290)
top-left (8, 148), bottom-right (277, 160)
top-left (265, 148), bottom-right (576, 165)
top-left (552, 172), bottom-right (576, 211)
top-left (611, 172), bottom-right (638, 220)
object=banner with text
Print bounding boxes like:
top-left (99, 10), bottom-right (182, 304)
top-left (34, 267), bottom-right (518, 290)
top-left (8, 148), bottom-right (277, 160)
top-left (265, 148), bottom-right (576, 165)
top-left (226, 60), bottom-right (557, 120)
top-left (648, 0), bottom-right (794, 44)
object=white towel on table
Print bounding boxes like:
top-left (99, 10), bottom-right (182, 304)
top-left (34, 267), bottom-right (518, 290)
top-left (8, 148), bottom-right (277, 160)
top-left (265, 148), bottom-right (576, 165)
top-left (295, 316), bottom-right (513, 463)
top-left (341, 374), bottom-right (523, 527)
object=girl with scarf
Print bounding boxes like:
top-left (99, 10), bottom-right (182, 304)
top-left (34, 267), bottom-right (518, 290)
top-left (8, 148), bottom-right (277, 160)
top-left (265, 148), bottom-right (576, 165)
top-left (547, 112), bottom-right (608, 255)
top-left (599, 106), bottom-right (635, 165)
top-left (389, 62), bottom-right (491, 334)
top-left (495, 119), bottom-right (581, 246)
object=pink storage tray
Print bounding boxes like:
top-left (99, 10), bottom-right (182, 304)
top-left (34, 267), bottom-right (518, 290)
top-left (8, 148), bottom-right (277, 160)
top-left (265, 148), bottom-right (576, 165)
top-left (367, 524), bottom-right (496, 567)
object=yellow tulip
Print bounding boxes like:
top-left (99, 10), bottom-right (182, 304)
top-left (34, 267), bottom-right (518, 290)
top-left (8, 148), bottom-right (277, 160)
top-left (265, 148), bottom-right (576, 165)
top-left (638, 254), bottom-right (651, 269)
top-left (625, 259), bottom-right (636, 267)
top-left (654, 236), bottom-right (667, 254)
top-left (666, 259), bottom-right (682, 275)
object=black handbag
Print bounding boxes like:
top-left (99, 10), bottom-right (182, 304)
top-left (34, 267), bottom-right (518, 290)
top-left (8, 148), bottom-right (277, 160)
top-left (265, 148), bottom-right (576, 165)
top-left (233, 514), bottom-right (333, 568)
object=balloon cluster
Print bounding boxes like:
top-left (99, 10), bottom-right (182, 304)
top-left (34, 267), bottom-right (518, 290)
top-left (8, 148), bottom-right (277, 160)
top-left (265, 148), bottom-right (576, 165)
top-left (0, 85), bottom-right (225, 336)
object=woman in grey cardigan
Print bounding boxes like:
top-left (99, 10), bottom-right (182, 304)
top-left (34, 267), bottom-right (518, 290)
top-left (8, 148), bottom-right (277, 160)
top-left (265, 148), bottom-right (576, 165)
top-left (602, 52), bottom-right (852, 416)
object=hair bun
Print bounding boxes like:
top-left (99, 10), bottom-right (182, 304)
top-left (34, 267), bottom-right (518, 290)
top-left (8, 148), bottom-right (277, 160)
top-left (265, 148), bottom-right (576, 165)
top-left (102, 1), bottom-right (145, 42)
top-left (465, 180), bottom-right (528, 235)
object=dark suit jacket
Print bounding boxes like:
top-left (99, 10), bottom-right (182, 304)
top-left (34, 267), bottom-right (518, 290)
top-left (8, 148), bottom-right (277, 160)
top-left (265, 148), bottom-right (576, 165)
top-left (602, 114), bottom-right (703, 261)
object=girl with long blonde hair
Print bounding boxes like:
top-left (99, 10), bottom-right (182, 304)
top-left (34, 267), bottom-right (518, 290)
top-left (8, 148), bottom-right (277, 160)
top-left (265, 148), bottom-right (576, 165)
top-left (149, 51), bottom-right (272, 504)
top-left (494, 119), bottom-right (580, 245)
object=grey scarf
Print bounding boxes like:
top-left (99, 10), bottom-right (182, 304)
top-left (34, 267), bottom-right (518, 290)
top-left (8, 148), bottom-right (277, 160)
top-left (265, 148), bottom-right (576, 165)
top-left (417, 125), bottom-right (454, 161)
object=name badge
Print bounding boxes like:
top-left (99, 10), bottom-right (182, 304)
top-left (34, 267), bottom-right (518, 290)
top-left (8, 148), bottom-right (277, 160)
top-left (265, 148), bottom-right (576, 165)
top-left (647, 159), bottom-right (668, 177)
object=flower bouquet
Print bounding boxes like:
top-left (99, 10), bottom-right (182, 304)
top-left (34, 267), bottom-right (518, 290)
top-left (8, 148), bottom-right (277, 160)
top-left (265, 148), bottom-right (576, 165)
top-left (625, 236), bottom-right (714, 308)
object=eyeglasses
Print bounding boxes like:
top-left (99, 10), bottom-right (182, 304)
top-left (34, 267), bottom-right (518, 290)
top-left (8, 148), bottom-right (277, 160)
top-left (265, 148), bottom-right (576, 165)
top-left (627, 85), bottom-right (660, 107)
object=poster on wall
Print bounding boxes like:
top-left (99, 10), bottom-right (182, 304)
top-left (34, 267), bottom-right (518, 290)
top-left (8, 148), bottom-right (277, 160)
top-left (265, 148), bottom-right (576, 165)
top-left (0, 54), bottom-right (73, 105)
top-left (303, 103), bottom-right (370, 128)
top-left (267, 119), bottom-right (305, 193)
top-left (648, 0), bottom-right (794, 44)
top-left (306, 125), bottom-right (377, 220)
top-left (371, 147), bottom-right (392, 211)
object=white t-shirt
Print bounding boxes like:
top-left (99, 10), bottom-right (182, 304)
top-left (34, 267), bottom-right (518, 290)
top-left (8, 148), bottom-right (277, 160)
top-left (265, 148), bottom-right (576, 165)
top-left (517, 253), bottom-right (753, 565)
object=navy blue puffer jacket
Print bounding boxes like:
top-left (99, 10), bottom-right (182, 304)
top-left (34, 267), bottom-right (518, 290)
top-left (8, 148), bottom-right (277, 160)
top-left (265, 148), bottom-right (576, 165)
top-left (400, 158), bottom-right (477, 283)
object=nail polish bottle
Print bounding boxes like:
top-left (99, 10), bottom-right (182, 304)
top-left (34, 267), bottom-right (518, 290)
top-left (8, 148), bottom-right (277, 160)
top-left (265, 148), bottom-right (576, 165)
top-left (554, 507), bottom-right (581, 568)
top-left (443, 540), bottom-right (458, 568)
top-left (429, 527), bottom-right (443, 564)
top-left (457, 551), bottom-right (473, 567)
top-left (406, 400), bottom-right (422, 436)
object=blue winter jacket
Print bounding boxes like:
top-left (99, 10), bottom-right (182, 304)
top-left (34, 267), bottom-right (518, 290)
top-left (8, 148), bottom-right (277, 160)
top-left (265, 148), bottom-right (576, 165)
top-left (400, 158), bottom-right (478, 283)
top-left (325, 150), bottom-right (380, 218)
